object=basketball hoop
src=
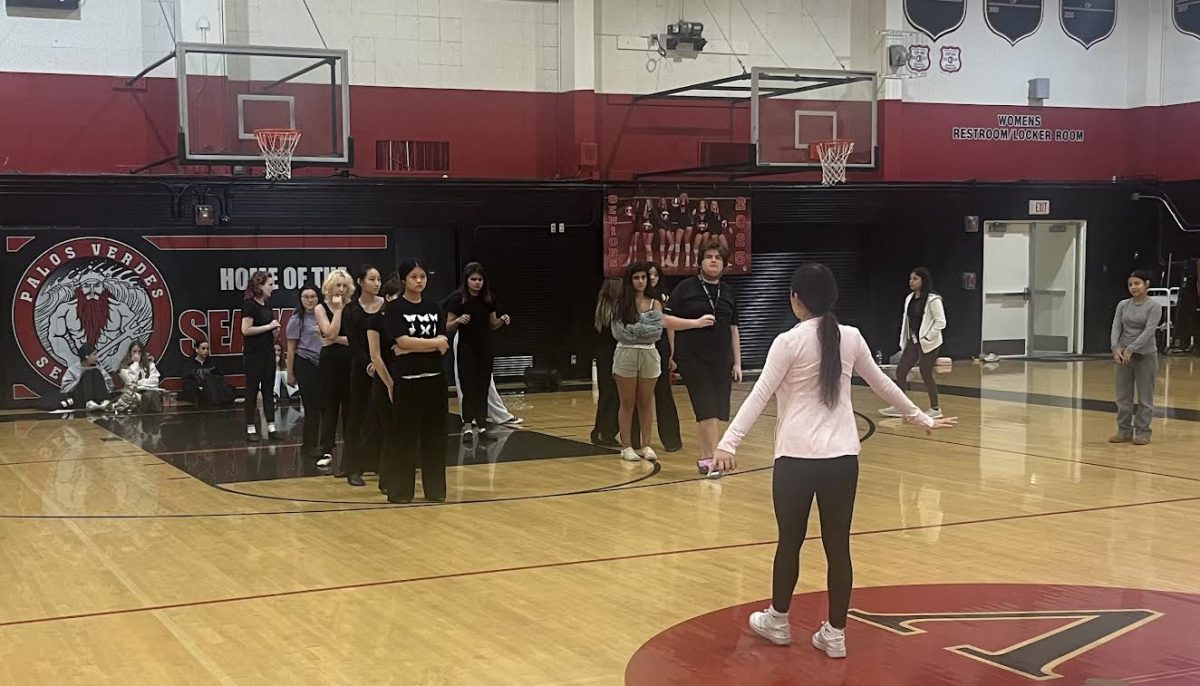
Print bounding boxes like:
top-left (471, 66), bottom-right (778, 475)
top-left (812, 139), bottom-right (854, 186)
top-left (254, 128), bottom-right (302, 180)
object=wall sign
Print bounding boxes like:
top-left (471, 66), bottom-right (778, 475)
top-left (939, 46), bottom-right (963, 73)
top-left (985, 0), bottom-right (1044, 45)
top-left (905, 0), bottom-right (967, 41)
top-left (951, 114), bottom-right (1085, 143)
top-left (1061, 0), bottom-right (1117, 49)
top-left (1175, 0), bottom-right (1200, 40)
top-left (1029, 199), bottom-right (1051, 215)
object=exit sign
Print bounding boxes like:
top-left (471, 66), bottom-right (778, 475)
top-left (1028, 199), bottom-right (1050, 215)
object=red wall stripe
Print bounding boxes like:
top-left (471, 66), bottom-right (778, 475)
top-left (143, 235), bottom-right (388, 250)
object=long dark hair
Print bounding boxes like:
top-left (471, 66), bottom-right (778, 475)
top-left (245, 270), bottom-right (272, 300)
top-left (353, 263), bottom-right (378, 299)
top-left (646, 262), bottom-right (665, 302)
top-left (618, 261), bottom-right (653, 324)
top-left (911, 266), bottom-right (935, 297)
top-left (791, 263), bottom-right (842, 408)
top-left (296, 284), bottom-right (319, 330)
top-left (459, 262), bottom-right (493, 305)
top-left (120, 339), bottom-right (152, 372)
top-left (381, 271), bottom-right (404, 299)
top-left (397, 258), bottom-right (428, 296)
top-left (594, 278), bottom-right (622, 332)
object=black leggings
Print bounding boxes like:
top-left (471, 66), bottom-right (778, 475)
top-left (318, 345), bottom-right (350, 454)
top-left (293, 356), bottom-right (322, 453)
top-left (895, 343), bottom-right (941, 409)
top-left (243, 349), bottom-right (276, 425)
top-left (771, 455), bottom-right (859, 629)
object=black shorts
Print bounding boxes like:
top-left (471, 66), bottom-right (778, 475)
top-left (675, 355), bottom-right (732, 422)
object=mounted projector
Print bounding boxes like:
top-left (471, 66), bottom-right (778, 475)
top-left (659, 20), bottom-right (707, 54)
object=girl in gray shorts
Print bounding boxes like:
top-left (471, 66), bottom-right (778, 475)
top-left (612, 261), bottom-right (664, 463)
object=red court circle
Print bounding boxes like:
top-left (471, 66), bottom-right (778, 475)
top-left (625, 583), bottom-right (1200, 685)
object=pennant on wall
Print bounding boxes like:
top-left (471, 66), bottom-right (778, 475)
top-left (1061, 0), bottom-right (1116, 49)
top-left (985, 0), bottom-right (1044, 45)
top-left (905, 0), bottom-right (967, 41)
top-left (1175, 0), bottom-right (1200, 40)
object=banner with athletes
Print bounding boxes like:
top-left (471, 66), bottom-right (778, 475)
top-left (603, 192), bottom-right (751, 277)
top-left (1, 231), bottom-right (392, 406)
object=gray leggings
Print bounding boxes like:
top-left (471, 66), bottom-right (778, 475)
top-left (1115, 352), bottom-right (1157, 436)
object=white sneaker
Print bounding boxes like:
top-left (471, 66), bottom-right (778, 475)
top-left (927, 407), bottom-right (943, 419)
top-left (811, 622), bottom-right (846, 658)
top-left (317, 453), bottom-right (333, 468)
top-left (463, 423), bottom-right (475, 437)
top-left (620, 447), bottom-right (641, 462)
top-left (85, 400), bottom-right (101, 411)
top-left (749, 607), bottom-right (791, 645)
top-left (879, 406), bottom-right (903, 417)
top-left (640, 446), bottom-right (658, 462)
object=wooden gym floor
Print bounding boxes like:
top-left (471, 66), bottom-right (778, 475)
top-left (1, 357), bottom-right (1199, 684)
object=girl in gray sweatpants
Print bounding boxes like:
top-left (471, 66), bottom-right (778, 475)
top-left (1110, 270), bottom-right (1162, 445)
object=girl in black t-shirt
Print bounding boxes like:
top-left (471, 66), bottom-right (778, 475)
top-left (240, 270), bottom-right (281, 442)
top-left (340, 265), bottom-right (386, 486)
top-left (314, 269), bottom-right (354, 469)
top-left (446, 262), bottom-right (511, 437)
top-left (382, 259), bottom-right (450, 504)
top-left (366, 272), bottom-right (404, 494)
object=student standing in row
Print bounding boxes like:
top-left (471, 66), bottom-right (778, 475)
top-left (314, 269), bottom-right (353, 467)
top-left (341, 265), bottom-right (386, 485)
top-left (285, 285), bottom-right (323, 458)
top-left (611, 261), bottom-right (664, 462)
top-left (446, 262), bottom-right (511, 438)
top-left (241, 270), bottom-right (281, 442)
top-left (383, 259), bottom-right (449, 504)
top-left (710, 263), bottom-right (956, 658)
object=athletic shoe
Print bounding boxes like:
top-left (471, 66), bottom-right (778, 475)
top-left (463, 423), bottom-right (475, 439)
top-left (640, 446), bottom-right (658, 462)
top-left (927, 408), bottom-right (944, 419)
top-left (749, 607), bottom-right (791, 645)
top-left (59, 398), bottom-right (75, 410)
top-left (1108, 434), bottom-right (1132, 444)
top-left (347, 472), bottom-right (365, 487)
top-left (812, 622), bottom-right (846, 658)
top-left (317, 453), bottom-right (333, 468)
top-left (1133, 434), bottom-right (1151, 446)
top-left (499, 417), bottom-right (524, 425)
top-left (879, 406), bottom-right (903, 417)
top-left (85, 400), bottom-right (101, 411)
top-left (620, 447), bottom-right (641, 462)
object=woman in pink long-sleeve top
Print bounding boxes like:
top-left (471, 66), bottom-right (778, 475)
top-left (711, 263), bottom-right (957, 659)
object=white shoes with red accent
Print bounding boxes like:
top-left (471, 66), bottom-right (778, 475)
top-left (812, 622), bottom-right (847, 658)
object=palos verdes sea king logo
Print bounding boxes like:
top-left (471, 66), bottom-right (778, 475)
top-left (12, 237), bottom-right (173, 385)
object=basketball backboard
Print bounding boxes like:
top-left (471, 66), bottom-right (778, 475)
top-left (750, 67), bottom-right (878, 169)
top-left (175, 43), bottom-right (351, 167)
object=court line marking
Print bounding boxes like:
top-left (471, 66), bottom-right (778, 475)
top-left (1, 493), bottom-right (1196, 630)
top-left (875, 430), bottom-right (1200, 484)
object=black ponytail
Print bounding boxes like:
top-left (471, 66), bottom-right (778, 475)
top-left (791, 263), bottom-right (842, 408)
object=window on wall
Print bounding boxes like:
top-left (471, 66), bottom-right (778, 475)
top-left (375, 140), bottom-right (450, 173)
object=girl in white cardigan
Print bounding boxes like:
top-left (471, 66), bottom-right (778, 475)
top-left (881, 267), bottom-right (946, 418)
top-left (114, 340), bottom-right (163, 413)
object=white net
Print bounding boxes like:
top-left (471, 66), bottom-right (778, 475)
top-left (814, 140), bottom-right (854, 186)
top-left (254, 128), bottom-right (303, 180)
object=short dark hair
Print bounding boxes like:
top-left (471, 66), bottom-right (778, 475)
top-left (1129, 269), bottom-right (1153, 284)
top-left (699, 237), bottom-right (729, 265)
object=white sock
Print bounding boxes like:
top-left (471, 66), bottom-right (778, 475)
top-left (267, 423), bottom-right (277, 433)
top-left (247, 424), bottom-right (257, 434)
